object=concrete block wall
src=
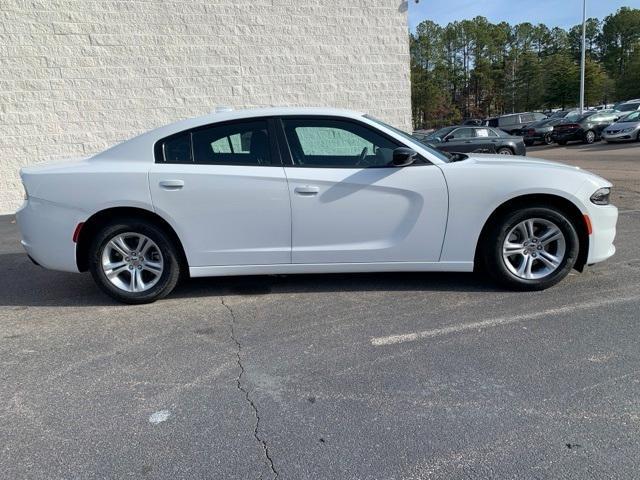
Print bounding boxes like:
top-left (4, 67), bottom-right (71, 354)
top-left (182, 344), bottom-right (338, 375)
top-left (0, 0), bottom-right (411, 212)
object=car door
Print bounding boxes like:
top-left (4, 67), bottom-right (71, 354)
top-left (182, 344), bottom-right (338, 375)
top-left (278, 116), bottom-right (448, 264)
top-left (470, 127), bottom-right (498, 153)
top-left (440, 127), bottom-right (478, 153)
top-left (149, 118), bottom-right (292, 267)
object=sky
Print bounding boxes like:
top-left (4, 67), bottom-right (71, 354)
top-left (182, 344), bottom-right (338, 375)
top-left (408, 0), bottom-right (640, 31)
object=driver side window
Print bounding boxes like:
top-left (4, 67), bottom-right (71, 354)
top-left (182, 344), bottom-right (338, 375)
top-left (282, 118), bottom-right (400, 167)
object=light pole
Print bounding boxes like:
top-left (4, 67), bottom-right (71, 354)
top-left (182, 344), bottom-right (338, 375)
top-left (579, 0), bottom-right (587, 113)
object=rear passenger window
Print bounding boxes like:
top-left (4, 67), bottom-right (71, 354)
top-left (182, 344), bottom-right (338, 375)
top-left (193, 121), bottom-right (271, 165)
top-left (161, 132), bottom-right (192, 164)
top-left (499, 115), bottom-right (517, 126)
top-left (155, 120), bottom-right (273, 166)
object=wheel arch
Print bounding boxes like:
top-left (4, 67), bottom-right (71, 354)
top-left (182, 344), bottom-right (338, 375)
top-left (474, 193), bottom-right (589, 272)
top-left (76, 206), bottom-right (189, 274)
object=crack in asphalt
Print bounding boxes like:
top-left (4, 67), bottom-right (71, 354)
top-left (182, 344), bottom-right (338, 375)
top-left (222, 298), bottom-right (279, 480)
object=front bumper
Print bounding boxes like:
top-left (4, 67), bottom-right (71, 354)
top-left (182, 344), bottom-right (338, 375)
top-left (585, 203), bottom-right (618, 264)
top-left (602, 130), bottom-right (638, 142)
top-left (16, 197), bottom-right (83, 273)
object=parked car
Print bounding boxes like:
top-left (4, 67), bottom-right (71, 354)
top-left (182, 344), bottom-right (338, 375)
top-left (484, 112), bottom-right (547, 135)
top-left (522, 115), bottom-right (577, 146)
top-left (553, 110), bottom-right (621, 145)
top-left (17, 107), bottom-right (617, 303)
top-left (601, 111), bottom-right (640, 143)
top-left (421, 125), bottom-right (526, 155)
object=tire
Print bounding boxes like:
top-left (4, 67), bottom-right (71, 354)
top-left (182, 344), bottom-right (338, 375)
top-left (543, 133), bottom-right (553, 145)
top-left (583, 130), bottom-right (596, 144)
top-left (480, 206), bottom-right (579, 291)
top-left (88, 218), bottom-right (181, 304)
top-left (497, 147), bottom-right (513, 155)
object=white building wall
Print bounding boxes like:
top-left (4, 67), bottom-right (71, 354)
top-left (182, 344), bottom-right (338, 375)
top-left (0, 0), bottom-right (411, 213)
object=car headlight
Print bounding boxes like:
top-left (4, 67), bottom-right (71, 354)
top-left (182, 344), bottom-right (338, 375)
top-left (621, 127), bottom-right (634, 133)
top-left (590, 187), bottom-right (611, 205)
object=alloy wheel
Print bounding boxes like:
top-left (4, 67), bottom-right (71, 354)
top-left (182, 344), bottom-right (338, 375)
top-left (101, 232), bottom-right (164, 292)
top-left (502, 218), bottom-right (566, 280)
top-left (585, 131), bottom-right (596, 143)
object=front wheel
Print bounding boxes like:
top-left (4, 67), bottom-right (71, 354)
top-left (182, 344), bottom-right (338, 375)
top-left (497, 147), bottom-right (513, 155)
top-left (543, 133), bottom-right (554, 145)
top-left (88, 219), bottom-right (181, 304)
top-left (480, 207), bottom-right (579, 290)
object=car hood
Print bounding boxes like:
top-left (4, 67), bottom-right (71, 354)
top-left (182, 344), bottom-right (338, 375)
top-left (464, 153), bottom-right (578, 170)
top-left (459, 153), bottom-right (610, 185)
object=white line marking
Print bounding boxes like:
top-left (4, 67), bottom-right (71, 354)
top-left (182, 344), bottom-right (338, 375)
top-left (371, 295), bottom-right (640, 347)
top-left (149, 410), bottom-right (171, 424)
top-left (619, 209), bottom-right (640, 214)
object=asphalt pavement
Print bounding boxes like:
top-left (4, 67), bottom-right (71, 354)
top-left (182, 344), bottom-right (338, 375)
top-left (1, 141), bottom-right (639, 479)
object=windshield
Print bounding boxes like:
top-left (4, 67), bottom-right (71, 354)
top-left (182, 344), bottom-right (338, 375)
top-left (364, 115), bottom-right (451, 163)
top-left (618, 102), bottom-right (640, 112)
top-left (619, 111), bottom-right (640, 122)
top-left (427, 127), bottom-right (456, 139)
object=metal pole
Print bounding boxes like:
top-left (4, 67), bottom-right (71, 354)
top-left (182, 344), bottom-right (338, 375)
top-left (580, 0), bottom-right (587, 113)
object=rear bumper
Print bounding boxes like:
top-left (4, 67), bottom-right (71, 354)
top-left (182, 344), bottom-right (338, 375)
top-left (15, 197), bottom-right (83, 273)
top-left (553, 131), bottom-right (583, 142)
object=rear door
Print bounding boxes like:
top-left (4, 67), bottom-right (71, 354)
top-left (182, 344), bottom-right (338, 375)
top-left (149, 118), bottom-right (292, 267)
top-left (278, 116), bottom-right (448, 264)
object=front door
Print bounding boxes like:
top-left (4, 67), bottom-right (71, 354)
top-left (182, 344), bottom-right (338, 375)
top-left (440, 127), bottom-right (479, 153)
top-left (149, 118), bottom-right (291, 267)
top-left (278, 117), bottom-right (449, 264)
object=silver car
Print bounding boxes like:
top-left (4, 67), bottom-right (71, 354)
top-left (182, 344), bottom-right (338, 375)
top-left (602, 111), bottom-right (640, 143)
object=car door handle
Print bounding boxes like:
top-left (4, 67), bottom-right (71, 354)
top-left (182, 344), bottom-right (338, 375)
top-left (159, 180), bottom-right (184, 190)
top-left (294, 185), bottom-right (319, 196)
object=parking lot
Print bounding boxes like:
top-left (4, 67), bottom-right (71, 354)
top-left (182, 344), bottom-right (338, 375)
top-left (1, 141), bottom-right (639, 479)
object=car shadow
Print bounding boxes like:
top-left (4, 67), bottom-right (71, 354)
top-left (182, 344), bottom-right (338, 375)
top-left (0, 251), bottom-right (502, 308)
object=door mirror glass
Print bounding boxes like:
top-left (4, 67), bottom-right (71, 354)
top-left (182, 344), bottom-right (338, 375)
top-left (392, 147), bottom-right (417, 167)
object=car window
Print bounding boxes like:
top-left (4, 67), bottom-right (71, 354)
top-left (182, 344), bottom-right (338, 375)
top-left (282, 118), bottom-right (400, 168)
top-left (160, 132), bottom-right (192, 164)
top-left (192, 120), bottom-right (272, 165)
top-left (499, 115), bottom-right (518, 126)
top-left (520, 113), bottom-right (535, 123)
top-left (449, 128), bottom-right (475, 139)
top-left (474, 128), bottom-right (494, 138)
top-left (618, 102), bottom-right (640, 112)
top-left (156, 120), bottom-right (273, 165)
top-left (620, 111), bottom-right (640, 122)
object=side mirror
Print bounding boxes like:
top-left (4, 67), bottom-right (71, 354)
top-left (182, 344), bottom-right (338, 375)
top-left (392, 147), bottom-right (417, 167)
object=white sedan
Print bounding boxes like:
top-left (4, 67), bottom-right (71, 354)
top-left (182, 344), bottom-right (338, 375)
top-left (17, 108), bottom-right (618, 303)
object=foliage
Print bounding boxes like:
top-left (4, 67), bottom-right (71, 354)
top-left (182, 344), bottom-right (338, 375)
top-left (411, 8), bottom-right (640, 129)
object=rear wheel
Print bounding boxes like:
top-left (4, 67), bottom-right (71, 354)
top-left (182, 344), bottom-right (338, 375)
top-left (543, 133), bottom-right (554, 145)
top-left (480, 206), bottom-right (579, 290)
top-left (584, 130), bottom-right (596, 144)
top-left (497, 147), bottom-right (513, 155)
top-left (88, 219), bottom-right (181, 304)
